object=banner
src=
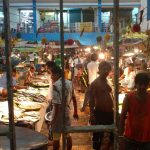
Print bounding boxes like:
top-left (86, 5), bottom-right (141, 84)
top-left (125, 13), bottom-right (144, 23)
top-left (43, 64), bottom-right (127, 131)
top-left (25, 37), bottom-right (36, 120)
top-left (80, 22), bottom-right (93, 32)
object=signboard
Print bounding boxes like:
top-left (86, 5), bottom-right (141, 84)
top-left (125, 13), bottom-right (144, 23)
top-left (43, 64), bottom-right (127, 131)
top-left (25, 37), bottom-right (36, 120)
top-left (80, 22), bottom-right (93, 32)
top-left (75, 22), bottom-right (93, 32)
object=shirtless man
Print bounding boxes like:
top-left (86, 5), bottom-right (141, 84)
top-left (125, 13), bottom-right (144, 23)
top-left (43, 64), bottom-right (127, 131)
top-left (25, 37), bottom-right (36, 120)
top-left (89, 61), bottom-right (114, 150)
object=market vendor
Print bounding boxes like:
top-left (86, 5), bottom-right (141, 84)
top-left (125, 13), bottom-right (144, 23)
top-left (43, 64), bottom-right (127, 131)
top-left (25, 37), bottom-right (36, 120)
top-left (119, 63), bottom-right (136, 91)
top-left (26, 64), bottom-right (48, 83)
top-left (0, 68), bottom-right (17, 88)
top-left (0, 68), bottom-right (27, 97)
top-left (25, 66), bottom-right (37, 84)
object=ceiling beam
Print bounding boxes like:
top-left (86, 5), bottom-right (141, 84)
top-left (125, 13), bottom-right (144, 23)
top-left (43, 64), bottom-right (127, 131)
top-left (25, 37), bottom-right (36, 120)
top-left (0, 2), bottom-right (140, 8)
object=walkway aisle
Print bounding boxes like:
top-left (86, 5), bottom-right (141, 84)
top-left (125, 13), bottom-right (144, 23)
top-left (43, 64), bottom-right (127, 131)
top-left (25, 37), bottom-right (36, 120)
top-left (40, 91), bottom-right (93, 150)
top-left (70, 91), bottom-right (92, 150)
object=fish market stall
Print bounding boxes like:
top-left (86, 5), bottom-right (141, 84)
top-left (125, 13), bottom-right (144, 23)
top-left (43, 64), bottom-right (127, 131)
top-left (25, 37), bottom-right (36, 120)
top-left (0, 76), bottom-right (50, 132)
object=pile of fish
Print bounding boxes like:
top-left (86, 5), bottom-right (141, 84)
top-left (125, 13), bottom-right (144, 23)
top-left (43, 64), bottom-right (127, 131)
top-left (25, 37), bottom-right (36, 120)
top-left (14, 91), bottom-right (46, 103)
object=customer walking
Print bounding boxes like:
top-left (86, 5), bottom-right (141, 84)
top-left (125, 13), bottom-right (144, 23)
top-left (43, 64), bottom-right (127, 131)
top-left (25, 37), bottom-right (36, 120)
top-left (120, 72), bottom-right (150, 150)
top-left (47, 66), bottom-right (78, 150)
top-left (89, 61), bottom-right (114, 150)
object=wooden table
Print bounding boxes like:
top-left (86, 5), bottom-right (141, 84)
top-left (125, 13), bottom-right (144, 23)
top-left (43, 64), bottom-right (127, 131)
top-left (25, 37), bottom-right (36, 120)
top-left (0, 125), bottom-right (48, 150)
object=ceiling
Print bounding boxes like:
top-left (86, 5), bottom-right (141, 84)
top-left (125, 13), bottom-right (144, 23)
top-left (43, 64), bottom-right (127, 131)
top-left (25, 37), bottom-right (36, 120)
top-left (9, 0), bottom-right (140, 2)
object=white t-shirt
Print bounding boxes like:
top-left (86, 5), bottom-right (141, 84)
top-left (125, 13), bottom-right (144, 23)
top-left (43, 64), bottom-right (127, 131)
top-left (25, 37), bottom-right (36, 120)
top-left (69, 57), bottom-right (74, 68)
top-left (74, 57), bottom-right (81, 77)
top-left (87, 61), bottom-right (99, 84)
top-left (28, 53), bottom-right (34, 61)
top-left (121, 70), bottom-right (136, 89)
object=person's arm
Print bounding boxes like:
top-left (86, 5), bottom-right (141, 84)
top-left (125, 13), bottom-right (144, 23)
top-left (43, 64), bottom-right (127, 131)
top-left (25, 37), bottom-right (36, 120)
top-left (49, 85), bottom-right (61, 124)
top-left (119, 95), bottom-right (129, 136)
top-left (0, 88), bottom-right (7, 97)
top-left (89, 84), bottom-right (96, 124)
top-left (89, 85), bottom-right (95, 115)
top-left (50, 103), bottom-right (59, 124)
top-left (119, 73), bottom-right (125, 80)
top-left (13, 85), bottom-right (28, 90)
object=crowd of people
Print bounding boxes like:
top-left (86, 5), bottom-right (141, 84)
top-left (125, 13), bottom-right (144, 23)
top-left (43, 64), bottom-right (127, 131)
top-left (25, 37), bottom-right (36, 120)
top-left (0, 50), bottom-right (150, 150)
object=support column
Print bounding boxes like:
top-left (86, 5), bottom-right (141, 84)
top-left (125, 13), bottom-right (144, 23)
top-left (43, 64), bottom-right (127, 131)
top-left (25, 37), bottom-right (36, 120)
top-left (147, 0), bottom-right (150, 20)
top-left (33, 0), bottom-right (37, 34)
top-left (81, 9), bottom-right (83, 22)
top-left (98, 0), bottom-right (102, 32)
top-left (3, 0), bottom-right (16, 149)
top-left (113, 0), bottom-right (119, 149)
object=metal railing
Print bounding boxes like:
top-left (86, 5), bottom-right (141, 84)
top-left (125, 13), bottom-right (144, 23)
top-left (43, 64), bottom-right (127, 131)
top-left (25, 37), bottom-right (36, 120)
top-left (17, 22), bottom-right (111, 33)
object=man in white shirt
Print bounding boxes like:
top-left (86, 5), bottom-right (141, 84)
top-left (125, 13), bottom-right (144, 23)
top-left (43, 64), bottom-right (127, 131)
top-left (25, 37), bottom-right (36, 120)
top-left (81, 53), bottom-right (99, 112)
top-left (68, 55), bottom-right (75, 80)
top-left (120, 63), bottom-right (136, 90)
top-left (87, 53), bottom-right (99, 85)
top-left (28, 52), bottom-right (35, 62)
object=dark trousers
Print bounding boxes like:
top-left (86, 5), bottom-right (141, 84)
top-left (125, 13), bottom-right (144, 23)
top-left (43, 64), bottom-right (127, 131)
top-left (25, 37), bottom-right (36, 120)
top-left (92, 109), bottom-right (114, 150)
top-left (124, 137), bottom-right (150, 150)
top-left (71, 67), bottom-right (74, 80)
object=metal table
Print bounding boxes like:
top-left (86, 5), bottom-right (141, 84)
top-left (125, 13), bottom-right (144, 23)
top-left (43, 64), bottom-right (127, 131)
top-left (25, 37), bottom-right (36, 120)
top-left (0, 125), bottom-right (48, 150)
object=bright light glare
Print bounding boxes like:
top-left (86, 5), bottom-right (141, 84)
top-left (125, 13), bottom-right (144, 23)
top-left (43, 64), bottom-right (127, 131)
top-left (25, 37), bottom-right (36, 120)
top-left (93, 46), bottom-right (98, 50)
top-left (134, 48), bottom-right (139, 53)
top-left (46, 12), bottom-right (54, 16)
top-left (84, 47), bottom-right (91, 52)
top-left (0, 12), bottom-right (3, 18)
top-left (99, 53), bottom-right (105, 59)
top-left (123, 52), bottom-right (134, 57)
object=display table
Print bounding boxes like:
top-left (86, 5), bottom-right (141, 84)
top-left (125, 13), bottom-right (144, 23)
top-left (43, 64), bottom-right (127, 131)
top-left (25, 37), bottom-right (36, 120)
top-left (0, 125), bottom-right (48, 150)
top-left (0, 87), bottom-right (49, 132)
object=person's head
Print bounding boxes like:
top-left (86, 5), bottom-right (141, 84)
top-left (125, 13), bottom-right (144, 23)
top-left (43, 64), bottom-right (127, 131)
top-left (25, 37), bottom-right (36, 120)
top-left (98, 61), bottom-right (112, 78)
top-left (46, 61), bottom-right (56, 74)
top-left (135, 72), bottom-right (150, 93)
top-left (128, 63), bottom-right (134, 72)
top-left (30, 66), bottom-right (35, 73)
top-left (51, 66), bottom-right (62, 82)
top-left (91, 53), bottom-right (98, 61)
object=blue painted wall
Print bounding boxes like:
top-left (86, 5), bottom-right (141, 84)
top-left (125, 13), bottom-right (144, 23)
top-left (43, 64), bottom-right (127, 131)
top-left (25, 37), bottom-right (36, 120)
top-left (20, 32), bottom-right (106, 46)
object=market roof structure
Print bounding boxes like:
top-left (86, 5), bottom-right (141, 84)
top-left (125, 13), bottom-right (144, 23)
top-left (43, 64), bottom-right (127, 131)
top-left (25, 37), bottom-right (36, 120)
top-left (0, 0), bottom-right (141, 8)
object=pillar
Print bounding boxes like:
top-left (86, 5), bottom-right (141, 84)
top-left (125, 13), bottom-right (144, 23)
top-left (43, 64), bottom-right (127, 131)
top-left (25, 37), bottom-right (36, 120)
top-left (33, 0), bottom-right (37, 34)
top-left (98, 0), bottom-right (102, 32)
top-left (147, 0), bottom-right (150, 20)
